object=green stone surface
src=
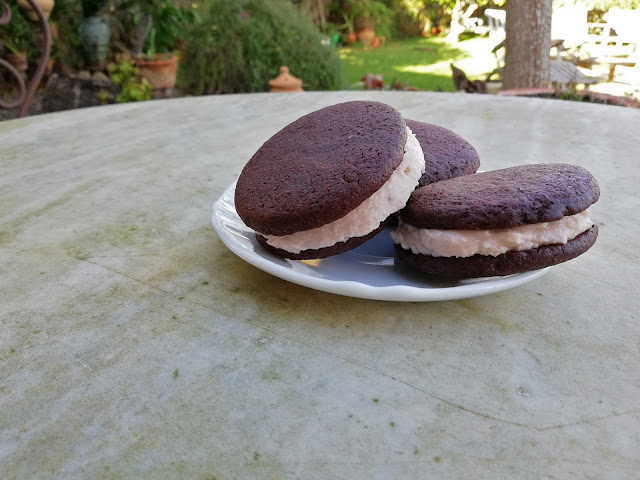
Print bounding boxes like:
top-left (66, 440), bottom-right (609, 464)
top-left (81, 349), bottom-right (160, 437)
top-left (1, 92), bottom-right (639, 479)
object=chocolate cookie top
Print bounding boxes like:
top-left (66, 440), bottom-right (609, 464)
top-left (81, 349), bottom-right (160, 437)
top-left (405, 120), bottom-right (480, 187)
top-left (401, 164), bottom-right (600, 230)
top-left (235, 101), bottom-right (407, 236)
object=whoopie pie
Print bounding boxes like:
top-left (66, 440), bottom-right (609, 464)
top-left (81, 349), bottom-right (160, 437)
top-left (405, 119), bottom-right (480, 187)
top-left (392, 163), bottom-right (600, 277)
top-left (235, 101), bottom-right (425, 259)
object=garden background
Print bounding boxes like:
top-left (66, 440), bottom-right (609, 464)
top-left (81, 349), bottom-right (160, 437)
top-left (1, 0), bottom-right (639, 119)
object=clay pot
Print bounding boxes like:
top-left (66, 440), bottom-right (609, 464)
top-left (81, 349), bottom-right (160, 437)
top-left (357, 27), bottom-right (376, 48)
top-left (17, 0), bottom-right (54, 21)
top-left (269, 66), bottom-right (303, 93)
top-left (371, 36), bottom-right (380, 48)
top-left (7, 52), bottom-right (28, 72)
top-left (135, 55), bottom-right (178, 90)
top-left (345, 32), bottom-right (357, 45)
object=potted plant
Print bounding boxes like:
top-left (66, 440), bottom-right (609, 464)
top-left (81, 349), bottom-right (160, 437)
top-left (79, 0), bottom-right (110, 65)
top-left (0, 4), bottom-right (33, 72)
top-left (48, 0), bottom-right (83, 74)
top-left (121, 0), bottom-right (196, 92)
top-left (352, 0), bottom-right (392, 48)
top-left (105, 54), bottom-right (152, 103)
top-left (322, 23), bottom-right (342, 48)
top-left (330, 1), bottom-right (357, 45)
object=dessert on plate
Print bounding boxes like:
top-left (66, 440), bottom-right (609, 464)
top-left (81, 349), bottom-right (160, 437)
top-left (235, 100), bottom-right (425, 259)
top-left (392, 163), bottom-right (600, 277)
top-left (405, 119), bottom-right (480, 187)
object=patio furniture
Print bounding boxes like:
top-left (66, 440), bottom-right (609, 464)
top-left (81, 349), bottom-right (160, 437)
top-left (2, 92), bottom-right (639, 478)
top-left (486, 38), bottom-right (599, 88)
top-left (595, 56), bottom-right (637, 82)
top-left (549, 58), bottom-right (597, 87)
top-left (484, 8), bottom-right (505, 41)
top-left (552, 7), bottom-right (638, 83)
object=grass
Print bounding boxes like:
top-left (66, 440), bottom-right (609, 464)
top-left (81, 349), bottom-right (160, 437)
top-left (339, 35), bottom-right (500, 91)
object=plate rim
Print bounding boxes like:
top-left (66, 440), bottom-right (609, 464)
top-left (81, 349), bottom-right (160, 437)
top-left (211, 181), bottom-right (550, 302)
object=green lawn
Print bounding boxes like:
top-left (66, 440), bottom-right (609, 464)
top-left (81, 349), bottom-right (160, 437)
top-left (339, 36), bottom-right (500, 91)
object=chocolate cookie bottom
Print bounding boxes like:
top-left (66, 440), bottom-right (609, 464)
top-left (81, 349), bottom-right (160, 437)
top-left (395, 225), bottom-right (598, 278)
top-left (257, 223), bottom-right (385, 260)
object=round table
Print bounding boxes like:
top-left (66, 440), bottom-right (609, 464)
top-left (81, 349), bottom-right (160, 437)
top-left (1, 92), bottom-right (639, 478)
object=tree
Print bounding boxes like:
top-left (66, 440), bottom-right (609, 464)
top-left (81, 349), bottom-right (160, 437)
top-left (503, 0), bottom-right (552, 89)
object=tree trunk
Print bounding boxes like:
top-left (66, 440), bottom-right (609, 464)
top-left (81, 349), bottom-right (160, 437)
top-left (503, 0), bottom-right (552, 89)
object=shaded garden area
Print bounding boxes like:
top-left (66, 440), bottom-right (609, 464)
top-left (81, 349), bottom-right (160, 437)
top-left (2, 0), bottom-right (639, 119)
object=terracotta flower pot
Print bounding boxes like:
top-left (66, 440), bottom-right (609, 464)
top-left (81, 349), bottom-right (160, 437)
top-left (345, 32), bottom-right (357, 45)
top-left (135, 55), bottom-right (178, 90)
top-left (17, 0), bottom-right (54, 21)
top-left (357, 27), bottom-right (376, 48)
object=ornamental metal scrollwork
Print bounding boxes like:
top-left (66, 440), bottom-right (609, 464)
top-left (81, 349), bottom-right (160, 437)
top-left (0, 0), bottom-right (51, 117)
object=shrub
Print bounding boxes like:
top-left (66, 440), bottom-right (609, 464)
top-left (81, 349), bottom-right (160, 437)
top-left (178, 0), bottom-right (343, 94)
top-left (115, 0), bottom-right (198, 56)
top-left (107, 54), bottom-right (153, 102)
top-left (50, 0), bottom-right (85, 71)
top-left (0, 4), bottom-right (33, 55)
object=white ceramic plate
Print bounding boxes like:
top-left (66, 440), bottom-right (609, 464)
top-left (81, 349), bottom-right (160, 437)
top-left (212, 182), bottom-right (550, 302)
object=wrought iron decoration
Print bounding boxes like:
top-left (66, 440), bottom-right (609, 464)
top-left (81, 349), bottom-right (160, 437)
top-left (0, 0), bottom-right (51, 117)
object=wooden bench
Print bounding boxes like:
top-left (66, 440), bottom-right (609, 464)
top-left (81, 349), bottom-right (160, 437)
top-left (580, 19), bottom-right (638, 81)
top-left (552, 7), bottom-right (638, 82)
top-left (549, 59), bottom-right (597, 86)
top-left (592, 56), bottom-right (636, 82)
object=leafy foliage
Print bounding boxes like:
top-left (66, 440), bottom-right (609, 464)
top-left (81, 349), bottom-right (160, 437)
top-left (116, 0), bottom-right (198, 55)
top-left (329, 1), bottom-right (357, 33)
top-left (146, 1), bottom-right (197, 54)
top-left (106, 54), bottom-right (153, 102)
top-left (178, 0), bottom-right (343, 94)
top-left (51, 0), bottom-right (85, 69)
top-left (351, 0), bottom-right (394, 28)
top-left (330, 0), bottom-right (394, 36)
top-left (81, 0), bottom-right (109, 17)
top-left (435, 0), bottom-right (505, 8)
top-left (0, 4), bottom-right (33, 54)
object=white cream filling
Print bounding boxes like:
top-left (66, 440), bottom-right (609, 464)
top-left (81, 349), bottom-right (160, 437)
top-left (264, 126), bottom-right (425, 253)
top-left (391, 210), bottom-right (593, 258)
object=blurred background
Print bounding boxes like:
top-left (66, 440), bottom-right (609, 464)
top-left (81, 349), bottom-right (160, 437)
top-left (1, 0), bottom-right (639, 119)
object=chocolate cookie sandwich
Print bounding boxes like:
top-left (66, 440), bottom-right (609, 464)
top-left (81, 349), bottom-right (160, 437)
top-left (392, 164), bottom-right (600, 277)
top-left (235, 101), bottom-right (426, 259)
top-left (384, 120), bottom-right (480, 225)
top-left (405, 120), bottom-right (480, 187)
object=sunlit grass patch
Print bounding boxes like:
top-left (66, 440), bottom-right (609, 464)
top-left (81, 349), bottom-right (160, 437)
top-left (339, 36), bottom-right (499, 91)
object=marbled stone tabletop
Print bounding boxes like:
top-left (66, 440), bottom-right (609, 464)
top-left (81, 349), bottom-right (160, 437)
top-left (1, 91), bottom-right (639, 479)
